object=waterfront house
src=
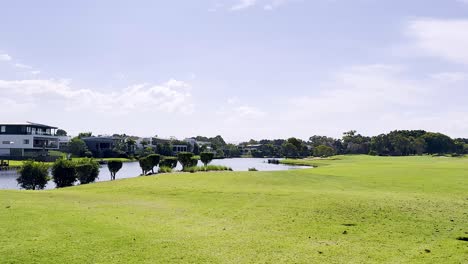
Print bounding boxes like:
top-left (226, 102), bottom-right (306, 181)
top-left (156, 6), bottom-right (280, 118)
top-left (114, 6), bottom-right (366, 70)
top-left (0, 122), bottom-right (60, 158)
top-left (82, 136), bottom-right (121, 157)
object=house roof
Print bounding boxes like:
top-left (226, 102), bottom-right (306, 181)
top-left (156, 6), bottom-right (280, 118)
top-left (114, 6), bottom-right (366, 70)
top-left (0, 121), bottom-right (58, 129)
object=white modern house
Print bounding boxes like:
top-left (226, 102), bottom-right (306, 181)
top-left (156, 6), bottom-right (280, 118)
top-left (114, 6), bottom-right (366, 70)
top-left (0, 122), bottom-right (60, 158)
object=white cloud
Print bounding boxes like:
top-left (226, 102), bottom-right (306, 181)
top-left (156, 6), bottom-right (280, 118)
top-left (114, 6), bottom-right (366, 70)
top-left (231, 0), bottom-right (257, 10)
top-left (0, 79), bottom-right (194, 115)
top-left (0, 53), bottom-right (12, 61)
top-left (430, 72), bottom-right (468, 82)
top-left (0, 98), bottom-right (33, 113)
top-left (230, 0), bottom-right (295, 11)
top-left (14, 63), bottom-right (33, 69)
top-left (217, 99), bottom-right (266, 122)
top-left (406, 18), bottom-right (468, 64)
top-left (264, 0), bottom-right (290, 10)
top-left (234, 105), bottom-right (266, 118)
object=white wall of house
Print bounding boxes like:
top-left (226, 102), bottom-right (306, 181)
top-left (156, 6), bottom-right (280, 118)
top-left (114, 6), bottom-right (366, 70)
top-left (0, 135), bottom-right (34, 149)
top-left (0, 134), bottom-right (59, 150)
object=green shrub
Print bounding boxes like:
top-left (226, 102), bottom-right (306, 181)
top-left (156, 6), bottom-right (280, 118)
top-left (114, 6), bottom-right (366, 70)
top-left (313, 145), bottom-right (335, 157)
top-left (147, 154), bottom-right (161, 173)
top-left (182, 165), bottom-right (232, 173)
top-left (248, 167), bottom-right (258, 171)
top-left (17, 160), bottom-right (50, 190)
top-left (160, 157), bottom-right (178, 169)
top-left (177, 152), bottom-right (194, 170)
top-left (76, 158), bottom-right (100, 184)
top-left (52, 159), bottom-right (77, 188)
top-left (158, 166), bottom-right (173, 173)
top-left (200, 152), bottom-right (215, 166)
top-left (107, 160), bottom-right (123, 180)
top-left (189, 157), bottom-right (198, 167)
top-left (138, 156), bottom-right (153, 175)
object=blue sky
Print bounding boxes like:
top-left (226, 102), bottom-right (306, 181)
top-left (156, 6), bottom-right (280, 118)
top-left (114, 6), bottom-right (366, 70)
top-left (1, 0), bottom-right (468, 141)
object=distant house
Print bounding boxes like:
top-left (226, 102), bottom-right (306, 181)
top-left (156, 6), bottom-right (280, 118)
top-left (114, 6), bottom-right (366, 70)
top-left (239, 144), bottom-right (261, 155)
top-left (58, 136), bottom-right (71, 151)
top-left (151, 137), bottom-right (191, 154)
top-left (0, 122), bottom-right (60, 158)
top-left (82, 136), bottom-right (121, 156)
top-left (184, 138), bottom-right (213, 152)
top-left (172, 144), bottom-right (188, 153)
top-left (136, 137), bottom-right (152, 149)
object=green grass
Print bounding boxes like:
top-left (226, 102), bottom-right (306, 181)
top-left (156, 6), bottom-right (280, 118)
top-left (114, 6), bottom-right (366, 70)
top-left (0, 155), bottom-right (467, 263)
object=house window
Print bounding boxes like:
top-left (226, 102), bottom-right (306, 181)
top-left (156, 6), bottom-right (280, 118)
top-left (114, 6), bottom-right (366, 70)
top-left (0, 126), bottom-right (5, 133)
top-left (2, 141), bottom-right (11, 145)
top-left (23, 139), bottom-right (30, 144)
top-left (27, 127), bottom-right (31, 133)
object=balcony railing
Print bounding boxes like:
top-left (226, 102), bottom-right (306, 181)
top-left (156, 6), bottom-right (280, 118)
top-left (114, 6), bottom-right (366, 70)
top-left (29, 131), bottom-right (53, 136)
top-left (33, 140), bottom-right (59, 149)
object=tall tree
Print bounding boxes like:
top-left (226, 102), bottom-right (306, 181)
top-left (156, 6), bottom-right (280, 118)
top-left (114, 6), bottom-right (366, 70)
top-left (69, 137), bottom-right (88, 157)
top-left (56, 129), bottom-right (67, 136)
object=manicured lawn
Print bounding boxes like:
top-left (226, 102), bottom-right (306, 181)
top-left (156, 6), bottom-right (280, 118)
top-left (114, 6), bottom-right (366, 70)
top-left (0, 155), bottom-right (466, 263)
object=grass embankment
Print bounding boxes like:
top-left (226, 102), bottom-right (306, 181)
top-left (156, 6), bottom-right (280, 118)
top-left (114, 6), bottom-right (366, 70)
top-left (0, 155), bottom-right (467, 263)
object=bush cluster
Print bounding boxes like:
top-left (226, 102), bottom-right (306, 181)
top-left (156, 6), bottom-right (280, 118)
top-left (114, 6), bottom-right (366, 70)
top-left (160, 157), bottom-right (178, 169)
top-left (158, 166), bottom-right (173, 174)
top-left (16, 160), bottom-right (50, 190)
top-left (182, 165), bottom-right (232, 173)
top-left (52, 158), bottom-right (101, 188)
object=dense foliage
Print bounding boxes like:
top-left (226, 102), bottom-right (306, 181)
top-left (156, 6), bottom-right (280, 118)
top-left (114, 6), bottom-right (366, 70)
top-left (177, 152), bottom-right (195, 170)
top-left (147, 154), bottom-right (161, 174)
top-left (52, 159), bottom-right (77, 188)
top-left (16, 160), bottom-right (50, 190)
top-left (313, 145), bottom-right (335, 157)
top-left (69, 137), bottom-right (88, 157)
top-left (245, 130), bottom-right (467, 158)
top-left (138, 157), bottom-right (153, 175)
top-left (76, 159), bottom-right (100, 184)
top-left (200, 152), bottom-right (214, 166)
top-left (160, 157), bottom-right (178, 169)
top-left (107, 160), bottom-right (123, 180)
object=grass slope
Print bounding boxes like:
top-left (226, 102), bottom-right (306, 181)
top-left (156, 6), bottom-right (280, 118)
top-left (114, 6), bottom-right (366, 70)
top-left (1, 155), bottom-right (467, 263)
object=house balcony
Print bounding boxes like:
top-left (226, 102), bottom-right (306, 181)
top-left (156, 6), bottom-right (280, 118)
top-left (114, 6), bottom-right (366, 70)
top-left (33, 137), bottom-right (59, 149)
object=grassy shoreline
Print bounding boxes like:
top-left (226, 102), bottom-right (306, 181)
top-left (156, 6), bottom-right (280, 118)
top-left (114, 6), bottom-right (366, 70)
top-left (1, 155), bottom-right (467, 263)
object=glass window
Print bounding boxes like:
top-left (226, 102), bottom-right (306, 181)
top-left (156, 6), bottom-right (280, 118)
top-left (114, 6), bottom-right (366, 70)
top-left (0, 126), bottom-right (5, 133)
top-left (23, 139), bottom-right (30, 144)
top-left (2, 141), bottom-right (10, 145)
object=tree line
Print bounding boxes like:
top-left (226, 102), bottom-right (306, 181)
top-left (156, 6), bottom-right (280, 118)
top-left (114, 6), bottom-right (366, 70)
top-left (64, 129), bottom-right (467, 160)
top-left (244, 130), bottom-right (468, 158)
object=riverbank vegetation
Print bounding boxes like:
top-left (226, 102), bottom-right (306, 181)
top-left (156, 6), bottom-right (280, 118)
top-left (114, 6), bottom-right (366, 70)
top-left (182, 165), bottom-right (232, 173)
top-left (0, 155), bottom-right (466, 263)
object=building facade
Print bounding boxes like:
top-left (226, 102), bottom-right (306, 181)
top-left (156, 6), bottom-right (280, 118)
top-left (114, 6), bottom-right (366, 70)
top-left (0, 122), bottom-right (60, 157)
top-left (82, 136), bottom-right (120, 157)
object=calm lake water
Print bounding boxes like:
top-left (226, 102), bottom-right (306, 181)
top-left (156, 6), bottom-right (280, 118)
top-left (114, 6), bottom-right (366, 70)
top-left (0, 158), bottom-right (310, 190)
